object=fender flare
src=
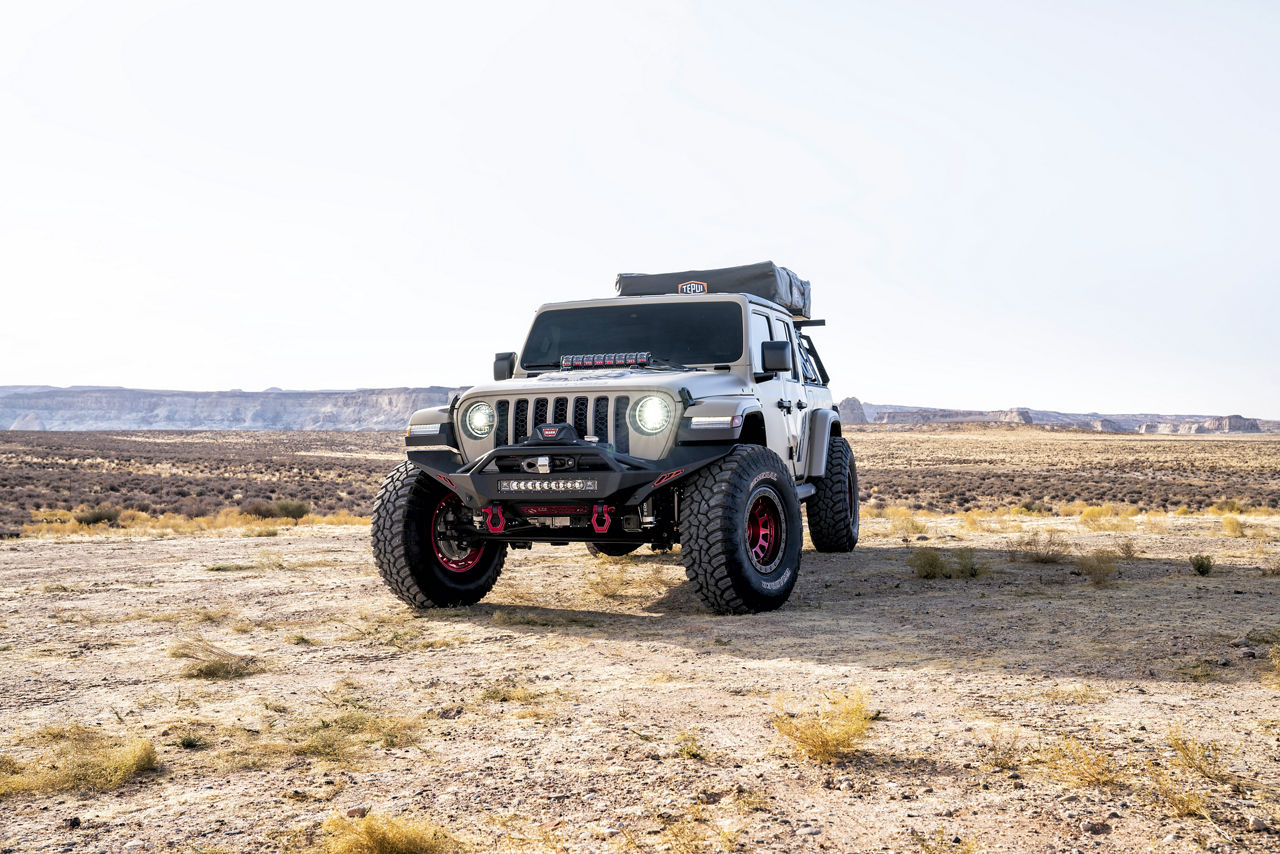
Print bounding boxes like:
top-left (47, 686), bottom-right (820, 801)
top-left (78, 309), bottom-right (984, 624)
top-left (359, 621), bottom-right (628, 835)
top-left (804, 408), bottom-right (841, 480)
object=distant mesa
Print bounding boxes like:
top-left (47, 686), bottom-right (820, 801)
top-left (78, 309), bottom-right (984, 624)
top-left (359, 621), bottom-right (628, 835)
top-left (840, 399), bottom-right (1269, 435)
top-left (1137, 415), bottom-right (1261, 435)
top-left (0, 387), bottom-right (464, 431)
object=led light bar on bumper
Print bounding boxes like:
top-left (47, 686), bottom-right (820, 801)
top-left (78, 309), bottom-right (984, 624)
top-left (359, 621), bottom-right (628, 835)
top-left (498, 478), bottom-right (600, 493)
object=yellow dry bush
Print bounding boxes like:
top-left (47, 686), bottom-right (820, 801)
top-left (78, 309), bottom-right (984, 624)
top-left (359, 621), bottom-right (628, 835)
top-left (1008, 531), bottom-right (1069, 564)
top-left (911, 828), bottom-right (982, 854)
top-left (1144, 763), bottom-right (1210, 819)
top-left (168, 638), bottom-right (259, 679)
top-left (771, 691), bottom-right (874, 763)
top-left (321, 812), bottom-right (463, 854)
top-left (1079, 504), bottom-right (1136, 532)
top-left (0, 725), bottom-right (156, 797)
top-left (978, 726), bottom-right (1022, 770)
top-left (23, 506), bottom-right (368, 538)
top-left (1041, 737), bottom-right (1126, 787)
top-left (1167, 726), bottom-right (1232, 783)
top-left (1222, 516), bottom-right (1245, 538)
top-left (1076, 548), bottom-right (1119, 586)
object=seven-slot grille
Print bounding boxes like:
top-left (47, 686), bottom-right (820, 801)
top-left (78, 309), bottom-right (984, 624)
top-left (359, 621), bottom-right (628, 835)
top-left (488, 394), bottom-right (631, 453)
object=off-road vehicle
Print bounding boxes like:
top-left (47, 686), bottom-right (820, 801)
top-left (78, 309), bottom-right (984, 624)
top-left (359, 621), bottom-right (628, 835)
top-left (372, 261), bottom-right (858, 614)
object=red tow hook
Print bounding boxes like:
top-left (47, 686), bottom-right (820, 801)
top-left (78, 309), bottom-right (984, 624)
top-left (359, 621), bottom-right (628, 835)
top-left (591, 504), bottom-right (615, 534)
top-left (483, 504), bottom-right (506, 534)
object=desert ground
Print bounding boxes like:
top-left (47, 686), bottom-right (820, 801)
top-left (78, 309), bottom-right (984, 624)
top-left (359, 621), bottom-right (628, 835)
top-left (1, 429), bottom-right (1279, 853)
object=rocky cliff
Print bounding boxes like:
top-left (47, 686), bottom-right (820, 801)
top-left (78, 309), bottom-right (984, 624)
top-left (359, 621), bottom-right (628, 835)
top-left (1138, 415), bottom-right (1261, 435)
top-left (1, 387), bottom-right (461, 431)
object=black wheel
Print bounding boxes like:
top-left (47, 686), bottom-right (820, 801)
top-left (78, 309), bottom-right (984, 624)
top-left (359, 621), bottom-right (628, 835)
top-left (586, 542), bottom-right (642, 558)
top-left (807, 436), bottom-right (859, 552)
top-left (678, 445), bottom-right (803, 614)
top-left (371, 461), bottom-right (506, 608)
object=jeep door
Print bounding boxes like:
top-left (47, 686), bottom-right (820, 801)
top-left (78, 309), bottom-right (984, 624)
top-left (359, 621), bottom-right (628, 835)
top-left (749, 310), bottom-right (805, 477)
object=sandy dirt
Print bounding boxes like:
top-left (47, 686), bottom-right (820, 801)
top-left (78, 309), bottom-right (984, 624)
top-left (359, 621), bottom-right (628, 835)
top-left (1, 514), bottom-right (1279, 853)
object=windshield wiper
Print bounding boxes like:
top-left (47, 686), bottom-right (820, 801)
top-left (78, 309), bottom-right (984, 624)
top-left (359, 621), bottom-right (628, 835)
top-left (647, 357), bottom-right (702, 372)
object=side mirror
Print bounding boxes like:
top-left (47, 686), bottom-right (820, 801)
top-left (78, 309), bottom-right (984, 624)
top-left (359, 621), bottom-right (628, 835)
top-left (760, 341), bottom-right (793, 375)
top-left (493, 352), bottom-right (516, 381)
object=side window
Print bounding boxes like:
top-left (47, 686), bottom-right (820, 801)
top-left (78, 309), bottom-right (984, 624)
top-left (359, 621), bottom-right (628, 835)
top-left (797, 336), bottom-right (820, 383)
top-left (774, 315), bottom-right (801, 381)
top-left (749, 312), bottom-right (772, 372)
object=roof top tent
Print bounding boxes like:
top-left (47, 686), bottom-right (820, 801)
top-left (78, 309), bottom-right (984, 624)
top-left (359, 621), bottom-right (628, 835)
top-left (615, 261), bottom-right (812, 320)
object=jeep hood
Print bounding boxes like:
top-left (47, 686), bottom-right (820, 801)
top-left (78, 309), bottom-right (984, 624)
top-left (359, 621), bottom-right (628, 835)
top-left (458, 369), bottom-right (753, 402)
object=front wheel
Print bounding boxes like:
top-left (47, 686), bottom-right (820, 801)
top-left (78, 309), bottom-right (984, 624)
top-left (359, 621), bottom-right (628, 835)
top-left (678, 445), bottom-right (802, 614)
top-left (372, 461), bottom-right (506, 608)
top-left (806, 436), bottom-right (859, 552)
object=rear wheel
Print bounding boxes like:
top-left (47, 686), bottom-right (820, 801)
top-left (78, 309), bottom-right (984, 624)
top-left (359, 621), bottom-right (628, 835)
top-left (586, 542), bottom-right (641, 558)
top-left (678, 445), bottom-right (802, 614)
top-left (372, 461), bottom-right (506, 608)
top-left (807, 436), bottom-right (859, 552)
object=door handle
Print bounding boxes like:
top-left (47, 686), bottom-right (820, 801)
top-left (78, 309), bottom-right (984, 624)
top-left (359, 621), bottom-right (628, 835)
top-left (796, 400), bottom-right (809, 410)
top-left (777, 400), bottom-right (793, 414)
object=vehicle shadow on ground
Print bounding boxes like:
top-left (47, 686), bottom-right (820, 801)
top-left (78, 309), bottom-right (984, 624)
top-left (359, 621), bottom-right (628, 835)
top-left (448, 544), bottom-right (1280, 685)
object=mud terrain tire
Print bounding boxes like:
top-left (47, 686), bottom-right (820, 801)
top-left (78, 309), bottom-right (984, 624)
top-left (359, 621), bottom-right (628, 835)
top-left (807, 436), bottom-right (859, 552)
top-left (372, 461), bottom-right (506, 607)
top-left (678, 445), bottom-right (802, 614)
top-left (586, 542), bottom-right (642, 558)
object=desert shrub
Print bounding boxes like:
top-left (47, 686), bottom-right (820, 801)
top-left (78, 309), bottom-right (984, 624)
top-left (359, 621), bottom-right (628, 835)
top-left (0, 725), bottom-right (156, 797)
top-left (1210, 499), bottom-right (1247, 515)
top-left (1222, 516), bottom-right (1245, 538)
top-left (978, 726), bottom-right (1023, 770)
top-left (1077, 548), bottom-right (1119, 586)
top-left (1043, 737), bottom-right (1126, 787)
top-left (241, 500), bottom-right (275, 518)
top-left (950, 548), bottom-right (988, 578)
top-left (321, 812), bottom-right (462, 854)
top-left (909, 548), bottom-right (948, 579)
top-left (272, 499), bottom-right (310, 520)
top-left (1009, 531), bottom-right (1069, 564)
top-left (1115, 538), bottom-right (1139, 560)
top-left (72, 504), bottom-right (121, 525)
top-left (771, 691), bottom-right (873, 762)
top-left (1144, 762), bottom-right (1210, 818)
top-left (168, 638), bottom-right (258, 679)
top-left (887, 506), bottom-right (927, 537)
top-left (479, 678), bottom-right (538, 704)
top-left (1166, 726), bottom-right (1232, 783)
top-left (1189, 554), bottom-right (1213, 576)
top-left (1079, 504), bottom-right (1136, 531)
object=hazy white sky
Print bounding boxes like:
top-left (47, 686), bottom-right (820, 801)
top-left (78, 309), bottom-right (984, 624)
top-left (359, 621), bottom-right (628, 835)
top-left (2, 1), bottom-right (1277, 417)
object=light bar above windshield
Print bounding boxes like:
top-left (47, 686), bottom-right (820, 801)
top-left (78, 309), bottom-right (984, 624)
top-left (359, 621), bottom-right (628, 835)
top-left (559, 352), bottom-right (653, 370)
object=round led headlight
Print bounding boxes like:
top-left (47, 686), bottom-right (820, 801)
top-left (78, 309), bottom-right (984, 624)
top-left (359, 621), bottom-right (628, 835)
top-left (462, 401), bottom-right (495, 439)
top-left (632, 395), bottom-right (672, 435)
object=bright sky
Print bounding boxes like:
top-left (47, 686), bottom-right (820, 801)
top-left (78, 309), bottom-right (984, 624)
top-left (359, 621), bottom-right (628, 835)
top-left (2, 1), bottom-right (1277, 417)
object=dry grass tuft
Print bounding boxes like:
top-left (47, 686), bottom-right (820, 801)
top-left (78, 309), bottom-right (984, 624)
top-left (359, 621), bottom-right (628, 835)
top-left (1041, 737), bottom-right (1126, 787)
top-left (1144, 762), bottom-right (1211, 819)
top-left (1076, 548), bottom-right (1119, 586)
top-left (1167, 726), bottom-right (1233, 783)
top-left (585, 565), bottom-right (627, 598)
top-left (479, 679), bottom-right (538, 704)
top-left (909, 548), bottom-right (987, 580)
top-left (168, 638), bottom-right (259, 679)
top-left (911, 827), bottom-right (982, 854)
top-left (320, 812), bottom-right (463, 854)
top-left (977, 726), bottom-right (1022, 770)
top-left (1009, 531), bottom-right (1069, 564)
top-left (1222, 516), bottom-right (1245, 538)
top-left (0, 724), bottom-right (156, 797)
top-left (1115, 537), bottom-right (1139, 560)
top-left (771, 691), bottom-right (874, 763)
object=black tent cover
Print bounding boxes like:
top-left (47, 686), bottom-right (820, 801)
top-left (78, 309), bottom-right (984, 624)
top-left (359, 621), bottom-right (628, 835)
top-left (615, 261), bottom-right (812, 319)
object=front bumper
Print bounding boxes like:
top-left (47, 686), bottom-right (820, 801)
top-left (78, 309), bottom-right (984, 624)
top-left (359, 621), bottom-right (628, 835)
top-left (406, 438), bottom-right (730, 512)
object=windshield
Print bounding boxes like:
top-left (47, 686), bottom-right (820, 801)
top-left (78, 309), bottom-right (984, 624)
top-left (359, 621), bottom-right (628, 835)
top-left (520, 301), bottom-right (744, 370)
